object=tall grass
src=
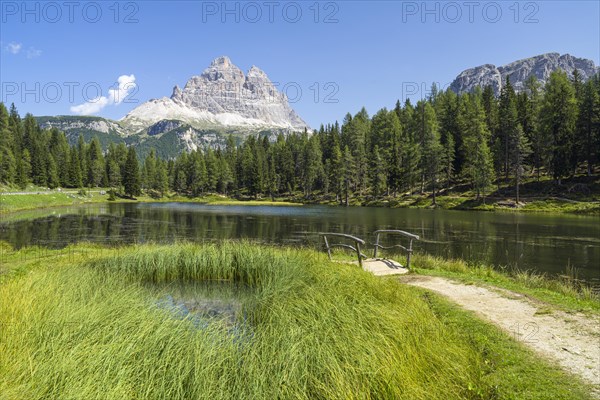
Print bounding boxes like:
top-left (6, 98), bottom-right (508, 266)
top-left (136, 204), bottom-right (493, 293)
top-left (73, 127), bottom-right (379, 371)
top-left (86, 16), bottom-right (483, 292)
top-left (0, 243), bottom-right (594, 399)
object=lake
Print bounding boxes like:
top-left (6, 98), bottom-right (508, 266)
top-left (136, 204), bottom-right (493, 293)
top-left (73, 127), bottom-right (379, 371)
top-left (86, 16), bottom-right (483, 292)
top-left (1, 202), bottom-right (598, 282)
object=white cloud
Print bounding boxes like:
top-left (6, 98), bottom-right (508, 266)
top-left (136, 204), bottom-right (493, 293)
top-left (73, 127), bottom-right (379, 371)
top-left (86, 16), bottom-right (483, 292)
top-left (26, 47), bottom-right (42, 59)
top-left (6, 42), bottom-right (22, 54)
top-left (70, 74), bottom-right (137, 115)
top-left (108, 74), bottom-right (136, 105)
top-left (70, 96), bottom-right (110, 115)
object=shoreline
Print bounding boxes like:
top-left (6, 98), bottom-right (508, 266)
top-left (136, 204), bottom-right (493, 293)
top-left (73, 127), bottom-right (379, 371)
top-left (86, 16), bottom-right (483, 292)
top-left (2, 190), bottom-right (599, 216)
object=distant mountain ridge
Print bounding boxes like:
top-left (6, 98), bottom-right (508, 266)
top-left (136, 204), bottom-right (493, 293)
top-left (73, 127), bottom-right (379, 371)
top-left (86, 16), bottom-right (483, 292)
top-left (36, 53), bottom-right (599, 158)
top-left (36, 57), bottom-right (311, 158)
top-left (121, 56), bottom-right (310, 132)
top-left (449, 53), bottom-right (599, 95)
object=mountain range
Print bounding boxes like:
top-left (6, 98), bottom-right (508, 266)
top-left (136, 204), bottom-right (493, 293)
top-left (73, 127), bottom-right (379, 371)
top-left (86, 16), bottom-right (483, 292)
top-left (38, 56), bottom-right (309, 158)
top-left (449, 53), bottom-right (599, 95)
top-left (36, 53), bottom-right (599, 158)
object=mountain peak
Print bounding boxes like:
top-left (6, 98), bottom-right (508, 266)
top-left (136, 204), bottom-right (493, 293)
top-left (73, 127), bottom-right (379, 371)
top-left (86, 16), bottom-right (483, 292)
top-left (210, 56), bottom-right (232, 67)
top-left (450, 52), bottom-right (599, 95)
top-left (123, 57), bottom-right (310, 132)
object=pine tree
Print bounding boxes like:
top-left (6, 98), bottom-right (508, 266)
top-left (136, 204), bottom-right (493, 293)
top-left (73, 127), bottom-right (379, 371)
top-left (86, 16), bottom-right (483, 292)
top-left (370, 145), bottom-right (386, 197)
top-left (204, 148), bottom-right (218, 192)
top-left (577, 79), bottom-right (600, 175)
top-left (123, 147), bottom-right (141, 197)
top-left (441, 134), bottom-right (455, 190)
top-left (341, 145), bottom-right (355, 206)
top-left (540, 71), bottom-right (578, 183)
top-left (302, 136), bottom-right (322, 197)
top-left (523, 76), bottom-right (544, 181)
top-left (437, 90), bottom-right (458, 189)
top-left (189, 150), bottom-right (207, 196)
top-left (0, 103), bottom-right (16, 184)
top-left (87, 137), bottom-right (104, 187)
top-left (416, 101), bottom-right (442, 204)
top-left (77, 135), bottom-right (87, 186)
top-left (499, 77), bottom-right (519, 181)
top-left (154, 160), bottom-right (169, 196)
top-left (216, 155), bottom-right (233, 195)
top-left (47, 155), bottom-right (60, 189)
top-left (330, 142), bottom-right (343, 202)
top-left (68, 148), bottom-right (83, 188)
top-left (19, 149), bottom-right (32, 188)
top-left (510, 125), bottom-right (531, 203)
top-left (460, 94), bottom-right (496, 201)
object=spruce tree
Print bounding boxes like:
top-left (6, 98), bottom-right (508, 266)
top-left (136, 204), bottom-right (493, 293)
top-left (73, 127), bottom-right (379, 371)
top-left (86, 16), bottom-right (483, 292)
top-left (123, 147), bottom-right (141, 197)
top-left (460, 94), bottom-right (496, 201)
top-left (577, 79), bottom-right (600, 175)
top-left (540, 71), bottom-right (578, 183)
top-left (499, 77), bottom-right (519, 181)
top-left (341, 145), bottom-right (355, 206)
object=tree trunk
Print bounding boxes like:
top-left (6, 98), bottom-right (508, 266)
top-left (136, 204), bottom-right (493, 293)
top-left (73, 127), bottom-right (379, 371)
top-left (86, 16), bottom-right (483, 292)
top-left (344, 180), bottom-right (349, 207)
top-left (515, 172), bottom-right (520, 204)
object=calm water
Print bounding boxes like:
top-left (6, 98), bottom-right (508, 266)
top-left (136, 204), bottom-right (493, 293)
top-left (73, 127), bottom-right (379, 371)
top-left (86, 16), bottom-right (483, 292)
top-left (1, 202), bottom-right (598, 281)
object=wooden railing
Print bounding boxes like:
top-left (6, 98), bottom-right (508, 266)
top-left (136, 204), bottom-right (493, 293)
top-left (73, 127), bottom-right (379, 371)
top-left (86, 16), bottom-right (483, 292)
top-left (319, 233), bottom-right (368, 267)
top-left (372, 230), bottom-right (420, 269)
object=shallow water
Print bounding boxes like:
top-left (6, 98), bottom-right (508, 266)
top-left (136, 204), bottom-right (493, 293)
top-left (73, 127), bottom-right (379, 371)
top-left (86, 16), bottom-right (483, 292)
top-left (1, 202), bottom-right (598, 281)
top-left (150, 280), bottom-right (255, 331)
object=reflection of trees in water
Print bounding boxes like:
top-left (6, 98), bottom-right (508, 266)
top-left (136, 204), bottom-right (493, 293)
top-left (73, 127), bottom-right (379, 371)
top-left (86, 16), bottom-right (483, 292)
top-left (0, 204), bottom-right (598, 279)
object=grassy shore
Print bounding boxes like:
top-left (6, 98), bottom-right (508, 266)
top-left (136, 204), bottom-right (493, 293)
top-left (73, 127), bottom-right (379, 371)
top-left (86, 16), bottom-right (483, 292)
top-left (0, 242), bottom-right (596, 399)
top-left (0, 189), bottom-right (301, 215)
top-left (2, 173), bottom-right (599, 215)
top-left (2, 188), bottom-right (599, 216)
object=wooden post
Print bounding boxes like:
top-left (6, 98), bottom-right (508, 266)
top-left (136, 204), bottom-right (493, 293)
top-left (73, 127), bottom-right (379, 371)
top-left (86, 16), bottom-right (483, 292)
top-left (406, 239), bottom-right (413, 269)
top-left (323, 235), bottom-right (332, 260)
top-left (373, 232), bottom-right (380, 258)
top-left (356, 241), bottom-right (363, 268)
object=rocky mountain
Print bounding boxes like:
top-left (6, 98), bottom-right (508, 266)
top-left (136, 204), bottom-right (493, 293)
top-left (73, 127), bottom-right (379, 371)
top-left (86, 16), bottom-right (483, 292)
top-left (450, 53), bottom-right (599, 95)
top-left (121, 56), bottom-right (310, 132)
top-left (36, 57), bottom-right (310, 158)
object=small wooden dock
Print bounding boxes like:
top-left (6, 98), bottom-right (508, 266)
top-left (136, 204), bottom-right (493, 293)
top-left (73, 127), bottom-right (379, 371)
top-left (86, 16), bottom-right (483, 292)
top-left (319, 230), bottom-right (419, 276)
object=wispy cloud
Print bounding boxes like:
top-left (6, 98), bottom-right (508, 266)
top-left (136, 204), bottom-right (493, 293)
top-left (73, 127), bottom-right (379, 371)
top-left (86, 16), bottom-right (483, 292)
top-left (6, 42), bottom-right (22, 54)
top-left (70, 75), bottom-right (137, 115)
top-left (26, 47), bottom-right (42, 59)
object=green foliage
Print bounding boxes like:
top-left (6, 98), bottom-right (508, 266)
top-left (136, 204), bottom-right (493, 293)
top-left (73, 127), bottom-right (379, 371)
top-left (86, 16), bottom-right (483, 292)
top-left (0, 243), bottom-right (594, 399)
top-left (1, 72), bottom-right (599, 203)
top-left (541, 71), bottom-right (578, 182)
top-left (123, 147), bottom-right (141, 197)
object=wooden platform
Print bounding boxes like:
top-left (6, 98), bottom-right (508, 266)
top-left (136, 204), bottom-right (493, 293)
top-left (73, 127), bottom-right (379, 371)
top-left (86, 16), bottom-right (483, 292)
top-left (353, 258), bottom-right (410, 276)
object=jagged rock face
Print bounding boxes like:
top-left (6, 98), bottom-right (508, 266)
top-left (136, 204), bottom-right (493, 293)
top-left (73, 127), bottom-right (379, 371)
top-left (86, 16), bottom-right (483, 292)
top-left (38, 116), bottom-right (125, 135)
top-left (147, 120), bottom-right (183, 136)
top-left (450, 53), bottom-right (599, 95)
top-left (122, 56), bottom-right (310, 132)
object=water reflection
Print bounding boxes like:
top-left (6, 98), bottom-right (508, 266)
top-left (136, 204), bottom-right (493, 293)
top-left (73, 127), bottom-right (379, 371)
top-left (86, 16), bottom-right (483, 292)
top-left (1, 202), bottom-right (598, 280)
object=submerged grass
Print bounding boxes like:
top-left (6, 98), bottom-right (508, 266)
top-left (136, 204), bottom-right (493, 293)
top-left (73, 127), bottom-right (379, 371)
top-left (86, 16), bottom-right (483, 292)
top-left (0, 242), bottom-right (595, 399)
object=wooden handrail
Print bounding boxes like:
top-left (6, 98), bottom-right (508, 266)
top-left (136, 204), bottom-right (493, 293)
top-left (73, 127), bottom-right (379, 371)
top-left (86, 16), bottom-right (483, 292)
top-left (319, 232), bottom-right (367, 267)
top-left (373, 230), bottom-right (420, 269)
top-left (373, 230), bottom-right (420, 241)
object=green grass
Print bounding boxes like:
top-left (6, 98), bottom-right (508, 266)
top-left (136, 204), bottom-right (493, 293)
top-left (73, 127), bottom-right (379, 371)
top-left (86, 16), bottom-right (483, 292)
top-left (0, 242), bottom-right (595, 399)
top-left (412, 289), bottom-right (595, 399)
top-left (0, 190), bottom-right (301, 215)
top-left (0, 188), bottom-right (125, 214)
top-left (411, 253), bottom-right (600, 314)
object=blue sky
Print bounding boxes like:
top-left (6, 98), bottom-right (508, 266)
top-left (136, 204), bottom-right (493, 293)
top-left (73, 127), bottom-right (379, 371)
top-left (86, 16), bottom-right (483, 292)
top-left (1, 0), bottom-right (599, 128)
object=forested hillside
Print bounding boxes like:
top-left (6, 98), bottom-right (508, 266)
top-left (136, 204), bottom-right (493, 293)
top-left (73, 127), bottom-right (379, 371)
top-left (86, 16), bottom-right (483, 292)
top-left (1, 70), bottom-right (599, 205)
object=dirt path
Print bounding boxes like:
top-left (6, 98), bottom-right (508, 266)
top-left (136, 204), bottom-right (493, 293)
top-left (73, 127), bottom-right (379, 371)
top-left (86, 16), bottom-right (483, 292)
top-left (400, 275), bottom-right (600, 393)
